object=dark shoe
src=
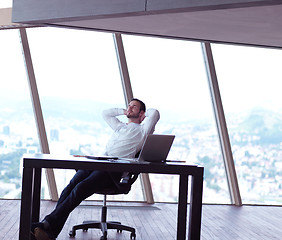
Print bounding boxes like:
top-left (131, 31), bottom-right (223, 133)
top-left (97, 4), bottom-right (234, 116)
top-left (31, 222), bottom-right (55, 240)
top-left (31, 222), bottom-right (45, 234)
top-left (34, 227), bottom-right (55, 240)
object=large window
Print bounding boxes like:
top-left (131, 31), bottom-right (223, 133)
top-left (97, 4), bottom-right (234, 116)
top-left (2, 24), bottom-right (281, 205)
top-left (212, 44), bottom-right (282, 204)
top-left (123, 35), bottom-right (230, 203)
top-left (0, 29), bottom-right (39, 199)
top-left (26, 27), bottom-right (144, 200)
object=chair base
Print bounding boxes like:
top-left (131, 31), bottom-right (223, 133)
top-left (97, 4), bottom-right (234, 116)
top-left (69, 220), bottom-right (136, 240)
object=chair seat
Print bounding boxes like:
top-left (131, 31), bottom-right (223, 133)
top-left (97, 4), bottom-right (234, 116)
top-left (69, 172), bottom-right (139, 240)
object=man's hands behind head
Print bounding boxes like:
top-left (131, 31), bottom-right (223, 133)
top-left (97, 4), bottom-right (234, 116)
top-left (140, 111), bottom-right (146, 123)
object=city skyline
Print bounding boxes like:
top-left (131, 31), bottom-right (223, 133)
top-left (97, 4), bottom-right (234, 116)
top-left (0, 100), bottom-right (281, 204)
top-left (0, 26), bottom-right (281, 205)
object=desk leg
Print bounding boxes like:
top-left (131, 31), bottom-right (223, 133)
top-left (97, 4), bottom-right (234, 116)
top-left (177, 174), bottom-right (188, 240)
top-left (188, 169), bottom-right (204, 240)
top-left (32, 168), bottom-right (42, 222)
top-left (19, 167), bottom-right (33, 240)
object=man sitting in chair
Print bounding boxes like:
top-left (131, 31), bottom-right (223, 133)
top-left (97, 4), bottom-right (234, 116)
top-left (31, 98), bottom-right (160, 240)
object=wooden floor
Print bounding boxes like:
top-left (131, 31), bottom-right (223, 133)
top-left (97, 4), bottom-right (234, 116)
top-left (1, 199), bottom-right (282, 240)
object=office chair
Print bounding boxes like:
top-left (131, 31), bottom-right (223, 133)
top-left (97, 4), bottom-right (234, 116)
top-left (69, 172), bottom-right (139, 240)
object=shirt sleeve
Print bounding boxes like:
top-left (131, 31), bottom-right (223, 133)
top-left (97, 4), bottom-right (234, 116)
top-left (102, 108), bottom-right (125, 130)
top-left (142, 108), bottom-right (160, 135)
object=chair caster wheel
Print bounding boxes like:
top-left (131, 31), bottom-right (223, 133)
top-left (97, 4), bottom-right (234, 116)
top-left (130, 232), bottom-right (136, 239)
top-left (100, 232), bottom-right (107, 240)
top-left (69, 230), bottom-right (76, 237)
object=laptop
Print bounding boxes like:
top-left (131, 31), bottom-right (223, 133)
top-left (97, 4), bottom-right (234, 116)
top-left (80, 134), bottom-right (175, 163)
top-left (137, 134), bottom-right (175, 163)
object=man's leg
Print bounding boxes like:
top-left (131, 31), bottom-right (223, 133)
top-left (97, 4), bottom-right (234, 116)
top-left (31, 170), bottom-right (93, 240)
top-left (56, 170), bottom-right (92, 206)
top-left (42, 170), bottom-right (122, 238)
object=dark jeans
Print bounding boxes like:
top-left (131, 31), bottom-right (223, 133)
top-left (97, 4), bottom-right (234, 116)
top-left (44, 169), bottom-right (122, 237)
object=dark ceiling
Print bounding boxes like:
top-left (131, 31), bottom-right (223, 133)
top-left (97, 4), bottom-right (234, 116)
top-left (12, 0), bottom-right (282, 49)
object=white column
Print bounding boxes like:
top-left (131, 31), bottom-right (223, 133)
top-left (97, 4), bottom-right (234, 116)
top-left (201, 42), bottom-right (242, 206)
top-left (113, 33), bottom-right (154, 203)
top-left (19, 28), bottom-right (58, 201)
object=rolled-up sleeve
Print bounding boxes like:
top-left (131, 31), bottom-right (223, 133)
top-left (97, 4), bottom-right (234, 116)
top-left (102, 108), bottom-right (125, 130)
top-left (142, 108), bottom-right (160, 135)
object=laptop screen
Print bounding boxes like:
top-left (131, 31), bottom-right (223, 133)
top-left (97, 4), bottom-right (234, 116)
top-left (138, 134), bottom-right (175, 162)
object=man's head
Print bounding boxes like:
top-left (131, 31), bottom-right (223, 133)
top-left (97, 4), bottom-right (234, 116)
top-left (126, 98), bottom-right (146, 123)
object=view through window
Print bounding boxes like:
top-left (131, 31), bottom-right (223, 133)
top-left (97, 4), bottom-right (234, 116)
top-left (212, 44), bottom-right (282, 204)
top-left (26, 27), bottom-right (144, 200)
top-left (123, 35), bottom-right (230, 203)
top-left (1, 26), bottom-right (281, 205)
top-left (0, 29), bottom-right (39, 198)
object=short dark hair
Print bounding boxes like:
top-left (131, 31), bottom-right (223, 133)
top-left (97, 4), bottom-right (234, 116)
top-left (130, 98), bottom-right (146, 112)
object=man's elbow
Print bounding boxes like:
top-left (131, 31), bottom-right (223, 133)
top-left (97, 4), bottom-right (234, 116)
top-left (155, 110), bottom-right (160, 121)
top-left (147, 108), bottom-right (160, 121)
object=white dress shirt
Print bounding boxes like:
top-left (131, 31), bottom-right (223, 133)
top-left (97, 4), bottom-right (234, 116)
top-left (102, 108), bottom-right (160, 158)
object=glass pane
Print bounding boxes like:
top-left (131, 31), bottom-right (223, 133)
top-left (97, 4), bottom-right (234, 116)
top-left (212, 44), bottom-right (282, 205)
top-left (0, 29), bottom-right (39, 199)
top-left (123, 35), bottom-right (230, 203)
top-left (0, 0), bottom-right (12, 8)
top-left (26, 27), bottom-right (143, 201)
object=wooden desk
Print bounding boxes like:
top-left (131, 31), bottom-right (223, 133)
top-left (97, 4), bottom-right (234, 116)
top-left (19, 154), bottom-right (204, 240)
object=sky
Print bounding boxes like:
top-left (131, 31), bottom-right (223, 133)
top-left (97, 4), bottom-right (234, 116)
top-left (0, 25), bottom-right (281, 117)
